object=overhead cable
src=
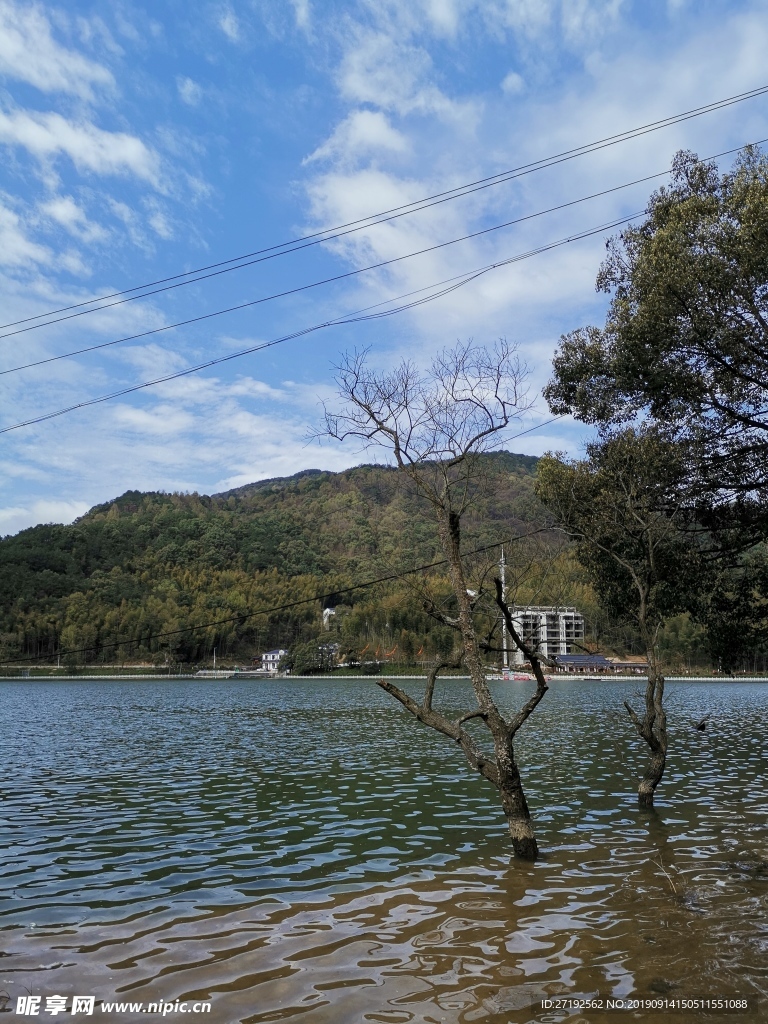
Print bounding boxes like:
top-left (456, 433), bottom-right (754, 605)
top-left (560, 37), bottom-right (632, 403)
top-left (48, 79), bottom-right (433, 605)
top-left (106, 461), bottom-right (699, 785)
top-left (2, 84), bottom-right (767, 338)
top-left (3, 135), bottom-right (763, 379)
top-left (0, 179), bottom-right (661, 375)
top-left (0, 212), bottom-right (635, 435)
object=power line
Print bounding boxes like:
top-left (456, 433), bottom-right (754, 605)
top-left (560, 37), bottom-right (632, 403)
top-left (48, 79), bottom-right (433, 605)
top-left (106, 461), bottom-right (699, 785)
top-left (0, 176), bottom-right (659, 375)
top-left (3, 135), bottom-right (762, 380)
top-left (0, 531), bottom-right (540, 666)
top-left (0, 213), bottom-right (634, 435)
top-left (2, 84), bottom-right (767, 338)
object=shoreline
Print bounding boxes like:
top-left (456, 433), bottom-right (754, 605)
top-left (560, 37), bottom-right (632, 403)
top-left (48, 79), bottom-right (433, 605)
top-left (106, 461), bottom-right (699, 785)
top-left (1, 673), bottom-right (767, 683)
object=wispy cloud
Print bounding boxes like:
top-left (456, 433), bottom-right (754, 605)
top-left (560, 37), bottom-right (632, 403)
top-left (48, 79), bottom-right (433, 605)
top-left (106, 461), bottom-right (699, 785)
top-left (501, 70), bottom-right (525, 94)
top-left (0, 195), bottom-right (51, 266)
top-left (177, 76), bottom-right (203, 106)
top-left (337, 29), bottom-right (479, 124)
top-left (290, 0), bottom-right (311, 31)
top-left (0, 108), bottom-right (160, 183)
top-left (0, 0), bottom-right (114, 100)
top-left (306, 110), bottom-right (409, 164)
top-left (0, 498), bottom-right (90, 537)
top-left (38, 194), bottom-right (109, 243)
top-left (0, 0), bottom-right (764, 537)
top-left (219, 6), bottom-right (240, 41)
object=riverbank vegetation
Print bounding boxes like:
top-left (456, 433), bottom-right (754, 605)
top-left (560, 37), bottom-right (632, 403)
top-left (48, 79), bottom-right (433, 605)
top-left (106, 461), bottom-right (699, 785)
top-left (0, 451), bottom-right (542, 667)
top-left (2, 454), bottom-right (745, 674)
top-left (1, 451), bottom-right (764, 674)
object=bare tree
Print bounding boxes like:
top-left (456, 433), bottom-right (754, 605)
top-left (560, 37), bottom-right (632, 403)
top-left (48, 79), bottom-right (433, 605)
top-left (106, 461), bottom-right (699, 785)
top-left (320, 339), bottom-right (554, 860)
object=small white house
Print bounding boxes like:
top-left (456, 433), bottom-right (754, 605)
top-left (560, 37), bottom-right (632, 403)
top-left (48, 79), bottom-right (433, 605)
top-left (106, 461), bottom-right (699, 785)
top-left (261, 649), bottom-right (287, 673)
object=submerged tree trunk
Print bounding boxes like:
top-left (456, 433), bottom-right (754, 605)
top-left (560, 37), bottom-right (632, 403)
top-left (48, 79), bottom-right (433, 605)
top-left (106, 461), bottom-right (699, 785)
top-left (376, 506), bottom-right (545, 860)
top-left (625, 662), bottom-right (668, 808)
top-left (437, 508), bottom-right (541, 859)
top-left (321, 341), bottom-right (540, 857)
top-left (375, 508), bottom-right (545, 860)
top-left (637, 671), bottom-right (667, 807)
top-left (496, 733), bottom-right (538, 859)
top-left (377, 666), bottom-right (541, 861)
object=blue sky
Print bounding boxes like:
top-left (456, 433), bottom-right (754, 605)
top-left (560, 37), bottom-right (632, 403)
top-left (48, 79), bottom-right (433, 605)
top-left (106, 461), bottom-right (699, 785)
top-left (1, 0), bottom-right (768, 535)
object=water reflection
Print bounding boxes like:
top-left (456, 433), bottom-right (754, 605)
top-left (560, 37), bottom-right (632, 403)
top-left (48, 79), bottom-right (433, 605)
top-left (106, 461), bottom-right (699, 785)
top-left (1, 678), bottom-right (767, 1021)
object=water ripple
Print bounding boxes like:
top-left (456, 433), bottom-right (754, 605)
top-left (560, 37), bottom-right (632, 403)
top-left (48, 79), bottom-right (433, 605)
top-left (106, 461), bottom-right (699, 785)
top-left (1, 678), bottom-right (767, 1022)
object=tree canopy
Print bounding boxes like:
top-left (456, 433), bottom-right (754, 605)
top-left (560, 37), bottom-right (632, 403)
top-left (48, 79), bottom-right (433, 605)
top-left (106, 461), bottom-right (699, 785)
top-left (544, 146), bottom-right (768, 515)
top-left (536, 427), bottom-right (714, 805)
top-left (536, 429), bottom-right (708, 637)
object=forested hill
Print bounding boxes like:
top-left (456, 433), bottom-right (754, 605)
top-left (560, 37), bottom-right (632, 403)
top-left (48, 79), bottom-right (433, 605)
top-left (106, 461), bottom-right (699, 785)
top-left (1, 452), bottom-right (553, 666)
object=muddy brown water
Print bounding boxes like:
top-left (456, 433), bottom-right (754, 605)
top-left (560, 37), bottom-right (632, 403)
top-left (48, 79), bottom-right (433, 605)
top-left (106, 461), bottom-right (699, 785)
top-left (1, 678), bottom-right (767, 1022)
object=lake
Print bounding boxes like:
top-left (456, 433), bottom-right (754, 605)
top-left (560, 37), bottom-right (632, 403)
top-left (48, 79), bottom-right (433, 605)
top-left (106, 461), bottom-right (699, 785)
top-left (2, 677), bottom-right (767, 1022)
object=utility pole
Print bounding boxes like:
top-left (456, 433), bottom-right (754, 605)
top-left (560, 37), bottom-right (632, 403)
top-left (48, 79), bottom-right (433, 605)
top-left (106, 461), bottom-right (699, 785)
top-left (500, 547), bottom-right (508, 669)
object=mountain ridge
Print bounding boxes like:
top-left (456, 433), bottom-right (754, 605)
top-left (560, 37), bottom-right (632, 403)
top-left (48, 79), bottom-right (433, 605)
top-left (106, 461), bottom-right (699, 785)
top-left (0, 452), bottom-right (546, 666)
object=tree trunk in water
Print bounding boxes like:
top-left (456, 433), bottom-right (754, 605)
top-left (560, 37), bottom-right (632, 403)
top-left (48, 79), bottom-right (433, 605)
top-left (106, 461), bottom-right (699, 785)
top-left (437, 508), bottom-right (539, 860)
top-left (497, 738), bottom-right (538, 859)
top-left (637, 671), bottom-right (667, 808)
top-left (638, 742), bottom-right (666, 808)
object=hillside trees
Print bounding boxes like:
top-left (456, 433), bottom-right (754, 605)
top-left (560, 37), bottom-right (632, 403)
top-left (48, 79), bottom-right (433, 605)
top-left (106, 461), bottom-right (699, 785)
top-left (0, 459), bottom-right (542, 667)
top-left (0, 453), bottom-right (723, 672)
top-left (321, 339), bottom-right (556, 859)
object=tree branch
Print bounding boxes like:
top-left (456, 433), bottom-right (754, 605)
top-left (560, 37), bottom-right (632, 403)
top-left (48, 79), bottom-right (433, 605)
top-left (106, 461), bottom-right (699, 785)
top-left (493, 578), bottom-right (550, 736)
top-left (377, 678), bottom-right (499, 785)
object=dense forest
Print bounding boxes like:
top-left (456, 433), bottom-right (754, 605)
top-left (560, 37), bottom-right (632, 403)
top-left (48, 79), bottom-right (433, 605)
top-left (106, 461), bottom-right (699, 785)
top-left (0, 451), bottom-right (720, 671)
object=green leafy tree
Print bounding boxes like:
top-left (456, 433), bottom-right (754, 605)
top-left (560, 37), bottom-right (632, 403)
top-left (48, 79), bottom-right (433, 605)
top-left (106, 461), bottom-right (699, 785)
top-left (544, 145), bottom-right (768, 530)
top-left (537, 428), bottom-right (709, 807)
top-left (703, 553), bottom-right (768, 672)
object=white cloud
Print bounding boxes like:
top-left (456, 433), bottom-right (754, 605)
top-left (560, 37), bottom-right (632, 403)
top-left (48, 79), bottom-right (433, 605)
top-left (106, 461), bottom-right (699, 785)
top-left (219, 6), bottom-right (240, 41)
top-left (338, 31), bottom-right (477, 124)
top-left (0, 498), bottom-right (89, 537)
top-left (305, 0), bottom-right (768, 342)
top-left (0, 0), bottom-right (114, 100)
top-left (0, 108), bottom-right (160, 183)
top-left (57, 247), bottom-right (90, 275)
top-left (290, 0), bottom-right (311, 30)
top-left (560, 0), bottom-right (625, 45)
top-left (39, 194), bottom-right (109, 243)
top-left (144, 199), bottom-right (174, 239)
top-left (423, 0), bottom-right (463, 37)
top-left (0, 365), bottom-right (362, 531)
top-left (473, 0), bottom-right (621, 42)
top-left (0, 197), bottom-right (51, 266)
top-left (354, 0), bottom-right (628, 50)
top-left (75, 13), bottom-right (123, 57)
top-left (306, 110), bottom-right (409, 164)
top-left (148, 212), bottom-right (172, 238)
top-left (39, 194), bottom-right (83, 229)
top-left (177, 76), bottom-right (203, 106)
top-left (107, 198), bottom-right (149, 249)
top-left (501, 70), bottom-right (525, 94)
top-left (112, 403), bottom-right (196, 435)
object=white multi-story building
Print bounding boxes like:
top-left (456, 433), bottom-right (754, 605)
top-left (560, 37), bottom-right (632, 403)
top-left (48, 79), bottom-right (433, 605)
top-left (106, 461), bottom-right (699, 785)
top-left (261, 648), bottom-right (287, 673)
top-left (508, 606), bottom-right (584, 665)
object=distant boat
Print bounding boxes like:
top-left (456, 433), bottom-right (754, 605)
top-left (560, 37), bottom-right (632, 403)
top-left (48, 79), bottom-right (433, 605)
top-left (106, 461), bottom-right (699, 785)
top-left (487, 670), bottom-right (535, 681)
